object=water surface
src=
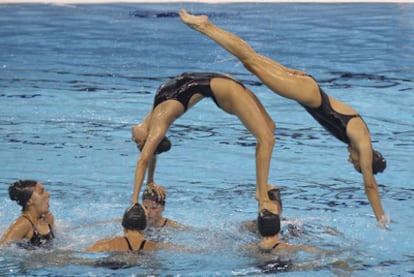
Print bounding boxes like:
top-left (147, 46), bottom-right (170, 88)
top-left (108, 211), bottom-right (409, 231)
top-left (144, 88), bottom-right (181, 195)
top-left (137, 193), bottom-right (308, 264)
top-left (0, 2), bottom-right (413, 276)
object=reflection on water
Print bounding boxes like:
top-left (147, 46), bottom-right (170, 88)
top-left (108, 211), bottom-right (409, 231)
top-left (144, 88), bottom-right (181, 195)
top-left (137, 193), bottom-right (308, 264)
top-left (1, 2), bottom-right (414, 276)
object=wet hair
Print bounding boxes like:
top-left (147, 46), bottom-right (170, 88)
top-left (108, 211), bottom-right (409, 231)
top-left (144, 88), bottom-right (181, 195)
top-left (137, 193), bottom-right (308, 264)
top-left (268, 188), bottom-right (282, 210)
top-left (8, 180), bottom-right (38, 209)
top-left (257, 209), bottom-right (281, 237)
top-left (372, 150), bottom-right (386, 174)
top-left (122, 203), bottom-right (147, 231)
top-left (154, 136), bottom-right (171, 155)
top-left (142, 185), bottom-right (166, 206)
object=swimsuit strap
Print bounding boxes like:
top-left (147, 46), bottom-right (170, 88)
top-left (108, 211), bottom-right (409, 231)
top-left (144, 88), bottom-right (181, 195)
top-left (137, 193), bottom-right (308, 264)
top-left (22, 215), bottom-right (39, 234)
top-left (22, 215), bottom-right (55, 238)
top-left (124, 237), bottom-right (134, 251)
top-left (272, 242), bottom-right (281, 249)
top-left (162, 218), bottom-right (168, 227)
top-left (22, 215), bottom-right (35, 227)
top-left (139, 240), bottom-right (147, 250)
top-left (48, 223), bottom-right (55, 239)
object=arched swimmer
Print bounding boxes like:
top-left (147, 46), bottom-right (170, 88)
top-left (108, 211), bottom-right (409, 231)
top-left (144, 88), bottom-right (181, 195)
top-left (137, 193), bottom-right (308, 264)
top-left (179, 10), bottom-right (388, 228)
top-left (131, 72), bottom-right (280, 222)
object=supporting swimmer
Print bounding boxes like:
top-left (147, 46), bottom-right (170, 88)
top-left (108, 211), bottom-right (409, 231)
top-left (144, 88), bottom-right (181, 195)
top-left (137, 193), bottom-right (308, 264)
top-left (122, 203), bottom-right (147, 231)
top-left (258, 187), bottom-right (282, 237)
top-left (258, 186), bottom-right (283, 250)
top-left (257, 209), bottom-right (281, 237)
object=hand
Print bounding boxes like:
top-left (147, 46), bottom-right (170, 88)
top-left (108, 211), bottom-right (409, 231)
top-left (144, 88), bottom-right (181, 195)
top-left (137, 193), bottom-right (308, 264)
top-left (147, 182), bottom-right (166, 202)
top-left (378, 214), bottom-right (390, 230)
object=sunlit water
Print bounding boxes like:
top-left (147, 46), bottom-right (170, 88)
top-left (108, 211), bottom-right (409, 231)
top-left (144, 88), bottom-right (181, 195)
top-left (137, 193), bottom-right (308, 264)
top-left (0, 2), bottom-right (413, 276)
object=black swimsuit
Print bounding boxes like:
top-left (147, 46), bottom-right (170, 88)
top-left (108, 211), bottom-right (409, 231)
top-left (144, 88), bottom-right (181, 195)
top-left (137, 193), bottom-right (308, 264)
top-left (124, 237), bottom-right (147, 251)
top-left (153, 72), bottom-right (245, 111)
top-left (22, 215), bottom-right (55, 247)
top-left (301, 83), bottom-right (361, 144)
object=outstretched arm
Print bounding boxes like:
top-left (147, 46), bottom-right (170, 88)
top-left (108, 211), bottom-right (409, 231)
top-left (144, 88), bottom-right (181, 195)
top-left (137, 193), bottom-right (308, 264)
top-left (147, 155), bottom-right (157, 184)
top-left (359, 147), bottom-right (387, 226)
top-left (132, 124), bottom-right (169, 203)
top-left (348, 120), bottom-right (387, 227)
top-left (133, 146), bottom-right (157, 203)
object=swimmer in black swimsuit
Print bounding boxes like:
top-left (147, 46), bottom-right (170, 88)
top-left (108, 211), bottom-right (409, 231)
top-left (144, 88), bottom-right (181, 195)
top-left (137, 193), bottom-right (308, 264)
top-left (22, 215), bottom-right (55, 247)
top-left (132, 72), bottom-right (279, 220)
top-left (255, 201), bottom-right (323, 254)
top-left (86, 203), bottom-right (176, 252)
top-left (243, 186), bottom-right (305, 239)
top-left (1, 180), bottom-right (55, 247)
top-left (142, 183), bottom-right (186, 229)
top-left (180, 10), bottom-right (389, 228)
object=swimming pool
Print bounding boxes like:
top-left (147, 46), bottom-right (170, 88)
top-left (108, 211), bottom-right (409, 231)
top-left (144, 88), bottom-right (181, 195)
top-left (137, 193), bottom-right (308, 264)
top-left (0, 2), bottom-right (413, 276)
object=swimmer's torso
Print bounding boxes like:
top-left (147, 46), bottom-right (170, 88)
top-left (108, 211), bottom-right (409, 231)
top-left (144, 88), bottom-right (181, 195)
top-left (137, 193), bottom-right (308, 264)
top-left (22, 215), bottom-right (55, 247)
top-left (301, 87), bottom-right (360, 144)
top-left (153, 72), bottom-right (244, 111)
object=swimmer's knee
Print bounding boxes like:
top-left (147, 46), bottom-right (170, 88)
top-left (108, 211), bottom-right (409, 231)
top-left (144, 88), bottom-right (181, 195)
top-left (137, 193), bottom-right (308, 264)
top-left (257, 134), bottom-right (275, 151)
top-left (264, 131), bottom-right (275, 145)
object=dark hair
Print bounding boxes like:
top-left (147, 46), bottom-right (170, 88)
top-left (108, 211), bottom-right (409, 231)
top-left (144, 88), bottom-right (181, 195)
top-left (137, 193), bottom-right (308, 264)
top-left (122, 203), bottom-right (147, 231)
top-left (257, 209), bottom-right (281, 237)
top-left (9, 180), bottom-right (38, 208)
top-left (154, 136), bottom-right (171, 155)
top-left (372, 150), bottom-right (386, 174)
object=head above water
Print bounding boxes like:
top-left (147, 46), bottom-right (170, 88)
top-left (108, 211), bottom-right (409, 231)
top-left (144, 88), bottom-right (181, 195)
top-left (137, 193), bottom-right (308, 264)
top-left (257, 209), bottom-right (281, 237)
top-left (372, 150), bottom-right (386, 174)
top-left (131, 125), bottom-right (171, 155)
top-left (9, 180), bottom-right (38, 209)
top-left (122, 203), bottom-right (147, 231)
top-left (155, 136), bottom-right (172, 154)
top-left (348, 147), bottom-right (387, 175)
top-left (142, 184), bottom-right (166, 206)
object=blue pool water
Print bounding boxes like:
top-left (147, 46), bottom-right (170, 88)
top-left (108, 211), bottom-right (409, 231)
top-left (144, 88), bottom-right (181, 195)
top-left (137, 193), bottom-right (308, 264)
top-left (0, 2), bottom-right (413, 276)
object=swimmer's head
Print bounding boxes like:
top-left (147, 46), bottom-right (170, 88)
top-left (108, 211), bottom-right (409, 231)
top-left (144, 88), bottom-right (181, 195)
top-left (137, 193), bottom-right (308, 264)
top-left (9, 180), bottom-right (38, 209)
top-left (257, 209), bottom-right (281, 237)
top-left (142, 184), bottom-right (166, 206)
top-left (155, 136), bottom-right (171, 155)
top-left (372, 150), bottom-right (386, 174)
top-left (132, 124), bottom-right (171, 155)
top-left (122, 203), bottom-right (147, 231)
top-left (348, 147), bottom-right (386, 174)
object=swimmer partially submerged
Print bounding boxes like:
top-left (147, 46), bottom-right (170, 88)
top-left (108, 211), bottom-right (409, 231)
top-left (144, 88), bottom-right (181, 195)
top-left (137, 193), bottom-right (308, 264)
top-left (1, 180), bottom-right (55, 248)
top-left (85, 203), bottom-right (179, 252)
top-left (142, 183), bottom-right (187, 229)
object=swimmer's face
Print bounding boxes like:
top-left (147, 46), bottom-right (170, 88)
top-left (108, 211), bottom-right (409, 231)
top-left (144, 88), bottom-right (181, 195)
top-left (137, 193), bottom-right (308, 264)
top-left (347, 146), bottom-right (361, 173)
top-left (27, 183), bottom-right (50, 215)
top-left (131, 125), bottom-right (147, 151)
top-left (142, 199), bottom-right (164, 226)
